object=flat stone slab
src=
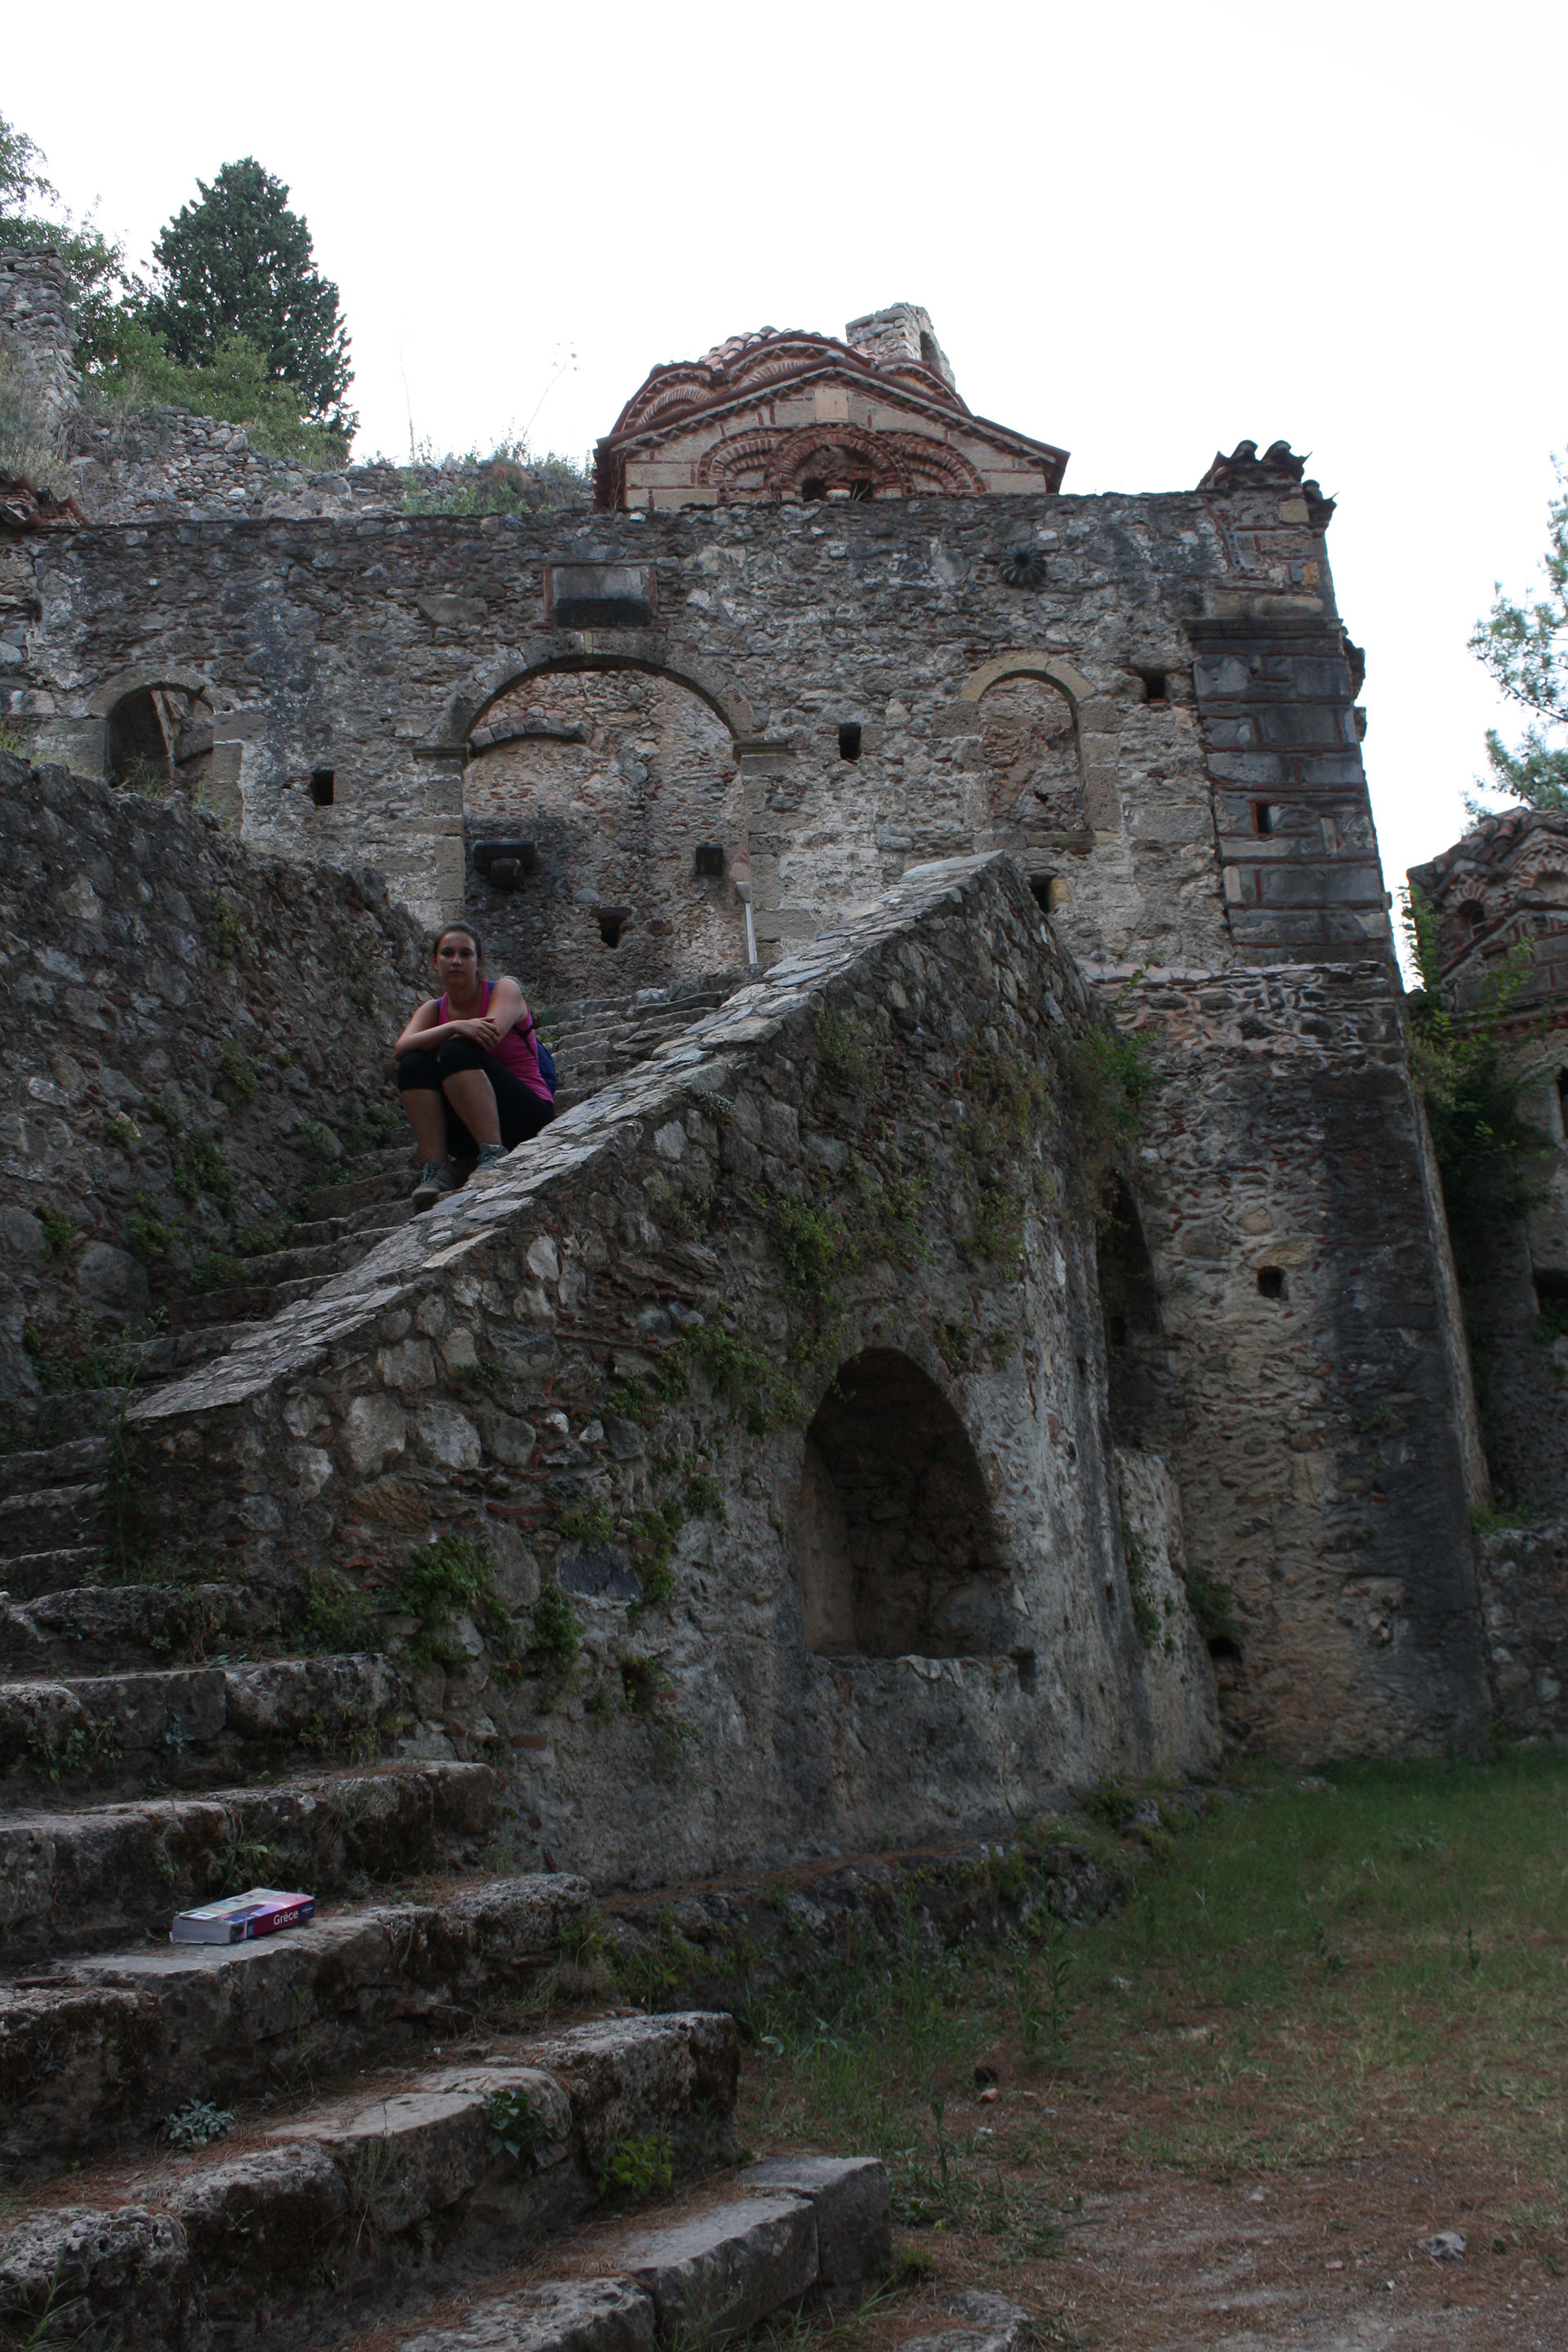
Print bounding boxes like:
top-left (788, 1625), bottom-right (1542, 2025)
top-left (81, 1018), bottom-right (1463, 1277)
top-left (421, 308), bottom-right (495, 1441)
top-left (739, 2154), bottom-right (890, 2283)
top-left (615, 2189), bottom-right (818, 2341)
top-left (394, 2278), bottom-right (657, 2352)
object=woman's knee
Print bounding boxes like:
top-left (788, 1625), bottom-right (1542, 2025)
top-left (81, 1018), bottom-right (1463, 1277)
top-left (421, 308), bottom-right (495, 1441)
top-left (397, 1049), bottom-right (443, 1090)
top-left (435, 1036), bottom-right (486, 1077)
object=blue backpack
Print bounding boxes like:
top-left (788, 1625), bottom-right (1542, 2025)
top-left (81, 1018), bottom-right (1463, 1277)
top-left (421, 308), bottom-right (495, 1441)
top-left (523, 1012), bottom-right (558, 1098)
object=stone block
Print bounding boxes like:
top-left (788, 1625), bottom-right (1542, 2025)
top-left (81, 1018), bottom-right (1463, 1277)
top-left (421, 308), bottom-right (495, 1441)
top-left (395, 2278), bottom-right (657, 2352)
top-left (617, 2190), bottom-right (818, 2341)
top-left (738, 2155), bottom-right (890, 2282)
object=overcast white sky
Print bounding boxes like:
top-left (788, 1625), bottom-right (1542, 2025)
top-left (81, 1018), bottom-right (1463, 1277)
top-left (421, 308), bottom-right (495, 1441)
top-left (11, 0), bottom-right (1567, 940)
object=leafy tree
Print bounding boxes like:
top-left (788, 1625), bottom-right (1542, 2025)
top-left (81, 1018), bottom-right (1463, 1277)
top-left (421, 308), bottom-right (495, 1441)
top-left (91, 318), bottom-right (348, 468)
top-left (0, 112), bottom-right (132, 369)
top-left (1401, 887), bottom-right (1544, 1279)
top-left (140, 159), bottom-right (354, 439)
top-left (1470, 457), bottom-right (1568, 811)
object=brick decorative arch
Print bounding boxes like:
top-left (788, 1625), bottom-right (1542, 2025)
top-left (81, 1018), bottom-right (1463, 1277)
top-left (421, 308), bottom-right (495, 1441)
top-left (697, 425), bottom-right (987, 503)
top-left (959, 653), bottom-right (1094, 710)
top-left (436, 643), bottom-right (758, 750)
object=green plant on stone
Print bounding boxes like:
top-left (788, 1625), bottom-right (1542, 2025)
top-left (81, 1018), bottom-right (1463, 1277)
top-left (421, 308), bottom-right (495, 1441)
top-left (212, 1828), bottom-right (274, 1895)
top-left (125, 1189), bottom-right (172, 1266)
top-left (37, 1207), bottom-right (81, 1261)
top-left (145, 1098), bottom-right (234, 1209)
top-left (1057, 1020), bottom-right (1156, 1231)
top-left (164, 2098), bottom-right (235, 2151)
top-left (381, 1535), bottom-right (516, 1674)
top-left (26, 1717), bottom-right (122, 1782)
top-left (598, 2131), bottom-right (673, 2199)
top-left (295, 1567), bottom-right (381, 1653)
top-left (214, 1041), bottom-right (261, 1106)
top-left (1183, 1564), bottom-right (1240, 1648)
top-left (528, 1579), bottom-right (581, 1677)
top-left (485, 2083), bottom-right (560, 2174)
top-left (1120, 1519), bottom-right (1161, 1650)
top-left (299, 1120), bottom-right (341, 1167)
top-left (812, 1006), bottom-right (889, 1095)
top-left (555, 1499), bottom-right (614, 1548)
top-left (205, 902), bottom-right (249, 964)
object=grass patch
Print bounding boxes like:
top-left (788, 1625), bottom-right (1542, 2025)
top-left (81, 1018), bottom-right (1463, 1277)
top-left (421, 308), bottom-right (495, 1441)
top-left (744, 1755), bottom-right (1568, 2260)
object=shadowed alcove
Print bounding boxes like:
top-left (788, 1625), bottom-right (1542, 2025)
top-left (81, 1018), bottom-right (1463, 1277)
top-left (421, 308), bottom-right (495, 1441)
top-left (1098, 1175), bottom-right (1161, 1443)
top-left (798, 1348), bottom-right (1012, 1658)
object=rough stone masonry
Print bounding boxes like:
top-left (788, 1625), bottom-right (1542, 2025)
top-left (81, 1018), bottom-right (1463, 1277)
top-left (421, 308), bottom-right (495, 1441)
top-left (0, 290), bottom-right (1502, 1786)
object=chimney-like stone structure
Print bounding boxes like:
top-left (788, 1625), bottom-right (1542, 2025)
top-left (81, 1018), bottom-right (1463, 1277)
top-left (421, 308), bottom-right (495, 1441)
top-left (844, 301), bottom-right (956, 392)
top-left (0, 248), bottom-right (82, 424)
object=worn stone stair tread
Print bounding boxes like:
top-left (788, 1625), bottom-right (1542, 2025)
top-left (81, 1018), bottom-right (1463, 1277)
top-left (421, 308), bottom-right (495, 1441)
top-left (0, 1438), bottom-right (108, 1501)
top-left (0, 1650), bottom-right (401, 1786)
top-left (0, 1870), bottom-right (599, 2165)
top-left (0, 1756), bottom-right (497, 1957)
top-left (0, 2010), bottom-right (747, 2347)
top-left (0, 1575), bottom-right (275, 1666)
top-left (0, 1545), bottom-right (101, 1598)
top-left (363, 2156), bottom-right (889, 2352)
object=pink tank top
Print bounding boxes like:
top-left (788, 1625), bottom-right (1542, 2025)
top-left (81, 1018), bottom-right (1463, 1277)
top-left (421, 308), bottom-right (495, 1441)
top-left (439, 978), bottom-right (552, 1102)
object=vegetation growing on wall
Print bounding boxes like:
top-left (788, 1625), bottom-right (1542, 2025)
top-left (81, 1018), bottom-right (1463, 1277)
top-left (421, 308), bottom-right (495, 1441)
top-left (1401, 888), bottom-right (1544, 1279)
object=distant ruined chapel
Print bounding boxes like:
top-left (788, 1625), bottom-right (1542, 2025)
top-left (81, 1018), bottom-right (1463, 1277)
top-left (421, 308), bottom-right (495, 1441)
top-left (2, 261), bottom-right (1564, 1808)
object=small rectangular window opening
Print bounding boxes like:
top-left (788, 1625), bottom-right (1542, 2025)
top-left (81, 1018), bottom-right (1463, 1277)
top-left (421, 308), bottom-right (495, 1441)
top-left (1141, 670), bottom-right (1169, 703)
top-left (597, 907), bottom-right (630, 948)
top-left (693, 844), bottom-right (725, 878)
top-left (1252, 801), bottom-right (1274, 836)
top-left (1029, 875), bottom-right (1054, 914)
top-left (310, 768), bottom-right (335, 807)
top-left (1557, 1070), bottom-right (1568, 1138)
top-left (838, 724), bottom-right (862, 762)
top-left (1257, 1267), bottom-right (1286, 1300)
top-left (1109, 1312), bottom-right (1129, 1347)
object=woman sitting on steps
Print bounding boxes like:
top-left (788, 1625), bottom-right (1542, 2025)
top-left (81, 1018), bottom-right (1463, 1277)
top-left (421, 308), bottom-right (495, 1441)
top-left (394, 922), bottom-right (555, 1209)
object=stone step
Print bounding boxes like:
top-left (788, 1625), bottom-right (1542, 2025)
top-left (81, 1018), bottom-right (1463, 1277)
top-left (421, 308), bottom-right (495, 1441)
top-left (333, 2157), bottom-right (886, 2352)
top-left (0, 1577), bottom-right (278, 1672)
top-left (0, 1546), bottom-right (102, 1601)
top-left (0, 2009), bottom-right (748, 2346)
top-left (0, 1870), bottom-right (599, 2168)
top-left (138, 1320), bottom-right (265, 1384)
top-left (0, 1437), bottom-right (108, 1503)
top-left (301, 1157), bottom-right (420, 1222)
top-left (0, 1756), bottom-right (496, 1962)
top-left (0, 1481), bottom-right (105, 1559)
top-left (0, 1650), bottom-right (402, 1794)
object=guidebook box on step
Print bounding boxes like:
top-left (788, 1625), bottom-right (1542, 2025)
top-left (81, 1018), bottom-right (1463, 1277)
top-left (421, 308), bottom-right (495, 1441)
top-left (172, 1889), bottom-right (315, 1944)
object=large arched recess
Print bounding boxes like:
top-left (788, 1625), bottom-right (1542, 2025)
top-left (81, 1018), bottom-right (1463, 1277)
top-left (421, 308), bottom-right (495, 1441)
top-left (798, 1348), bottom-right (1014, 1659)
top-left (453, 651), bottom-right (755, 996)
top-left (87, 666), bottom-right (220, 793)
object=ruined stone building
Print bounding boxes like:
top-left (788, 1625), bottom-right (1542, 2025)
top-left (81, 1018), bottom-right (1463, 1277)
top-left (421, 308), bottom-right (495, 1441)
top-left (0, 265), bottom-right (1543, 1918)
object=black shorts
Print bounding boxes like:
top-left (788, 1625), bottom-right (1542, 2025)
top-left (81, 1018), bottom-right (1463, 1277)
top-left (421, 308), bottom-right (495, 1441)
top-left (396, 1037), bottom-right (555, 1156)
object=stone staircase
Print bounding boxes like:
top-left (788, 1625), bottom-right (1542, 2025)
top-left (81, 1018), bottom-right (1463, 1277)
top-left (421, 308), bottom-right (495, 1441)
top-left (0, 960), bottom-right (895, 2352)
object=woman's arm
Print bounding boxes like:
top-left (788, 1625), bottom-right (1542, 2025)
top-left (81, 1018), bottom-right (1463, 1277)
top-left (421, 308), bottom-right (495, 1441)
top-left (393, 998), bottom-right (448, 1057)
top-left (484, 977), bottom-right (526, 1042)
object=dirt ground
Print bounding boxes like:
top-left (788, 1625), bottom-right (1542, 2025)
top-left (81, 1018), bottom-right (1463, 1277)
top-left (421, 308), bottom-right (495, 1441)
top-left (846, 2078), bottom-right (1566, 2351)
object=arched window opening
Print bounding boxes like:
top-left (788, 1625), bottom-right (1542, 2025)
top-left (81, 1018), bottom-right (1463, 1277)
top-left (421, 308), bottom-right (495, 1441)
top-left (798, 1349), bottom-right (1012, 1659)
top-left (1459, 898), bottom-right (1486, 933)
top-left (106, 684), bottom-right (214, 797)
top-left (1098, 1178), bottom-right (1160, 1441)
top-left (463, 665), bottom-right (748, 997)
top-left (977, 674), bottom-right (1083, 849)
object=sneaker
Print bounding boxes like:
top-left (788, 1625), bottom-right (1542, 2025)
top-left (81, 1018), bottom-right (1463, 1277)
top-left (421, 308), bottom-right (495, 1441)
top-left (474, 1142), bottom-right (509, 1173)
top-left (411, 1159), bottom-right (461, 1209)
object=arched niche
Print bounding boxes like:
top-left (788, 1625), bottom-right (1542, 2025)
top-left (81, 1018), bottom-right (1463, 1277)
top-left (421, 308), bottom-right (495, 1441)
top-left (799, 1348), bottom-right (1013, 1658)
top-left (976, 672), bottom-right (1084, 844)
top-left (461, 662), bottom-right (751, 997)
top-left (957, 654), bottom-right (1120, 835)
top-left (100, 679), bottom-right (216, 795)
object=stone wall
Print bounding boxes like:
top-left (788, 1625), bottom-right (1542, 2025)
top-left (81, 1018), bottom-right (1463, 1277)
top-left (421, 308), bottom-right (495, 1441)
top-left (0, 751), bottom-right (425, 1423)
top-left (11, 484), bottom-right (1384, 984)
top-left (127, 855), bottom-right (1221, 1883)
top-left (1094, 957), bottom-right (1490, 1758)
top-left (0, 250), bottom-right (80, 424)
top-left (1477, 1521), bottom-right (1568, 1742)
